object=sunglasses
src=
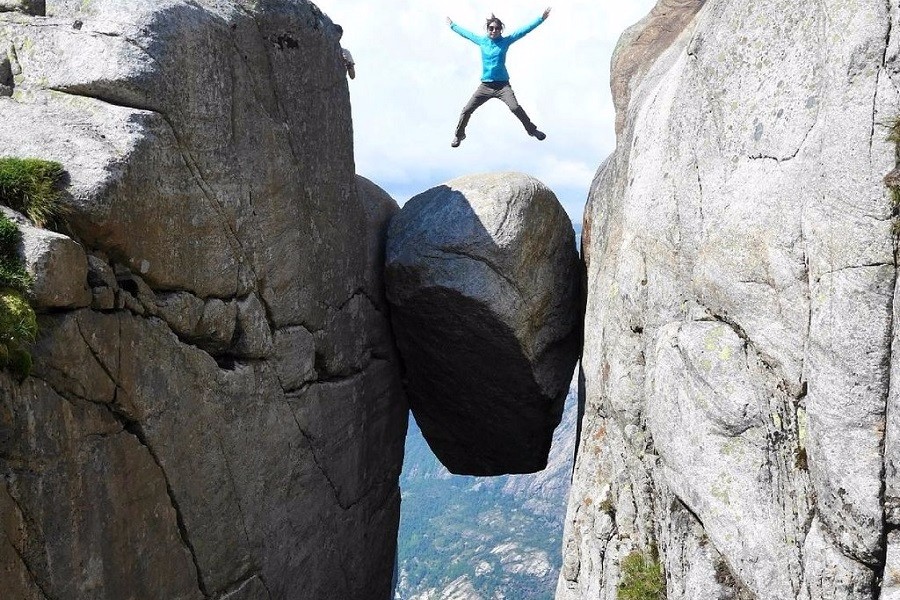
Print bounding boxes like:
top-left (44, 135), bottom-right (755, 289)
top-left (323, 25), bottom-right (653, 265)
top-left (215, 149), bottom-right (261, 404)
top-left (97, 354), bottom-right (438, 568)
top-left (487, 25), bottom-right (501, 31)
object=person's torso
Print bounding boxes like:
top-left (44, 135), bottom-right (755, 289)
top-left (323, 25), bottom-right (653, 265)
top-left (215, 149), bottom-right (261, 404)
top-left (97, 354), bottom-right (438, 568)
top-left (479, 37), bottom-right (511, 81)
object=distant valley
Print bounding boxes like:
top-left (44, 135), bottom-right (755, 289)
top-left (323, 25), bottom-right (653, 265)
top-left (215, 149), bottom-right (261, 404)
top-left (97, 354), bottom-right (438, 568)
top-left (394, 380), bottom-right (578, 600)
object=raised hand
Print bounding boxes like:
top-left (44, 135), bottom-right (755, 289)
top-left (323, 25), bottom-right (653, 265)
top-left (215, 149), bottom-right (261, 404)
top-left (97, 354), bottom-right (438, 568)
top-left (446, 16), bottom-right (453, 26)
top-left (543, 7), bottom-right (552, 19)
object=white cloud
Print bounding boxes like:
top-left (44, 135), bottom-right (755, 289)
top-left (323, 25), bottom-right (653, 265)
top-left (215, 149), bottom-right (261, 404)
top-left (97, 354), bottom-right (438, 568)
top-left (537, 156), bottom-right (599, 192)
top-left (314, 0), bottom-right (655, 220)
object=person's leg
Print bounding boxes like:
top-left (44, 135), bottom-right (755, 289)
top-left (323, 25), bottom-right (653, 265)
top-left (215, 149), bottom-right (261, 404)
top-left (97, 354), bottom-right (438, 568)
top-left (498, 84), bottom-right (546, 140)
top-left (452, 84), bottom-right (492, 146)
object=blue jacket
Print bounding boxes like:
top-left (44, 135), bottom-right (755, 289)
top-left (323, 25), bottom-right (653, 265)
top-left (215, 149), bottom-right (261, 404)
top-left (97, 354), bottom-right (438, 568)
top-left (450, 16), bottom-right (545, 82)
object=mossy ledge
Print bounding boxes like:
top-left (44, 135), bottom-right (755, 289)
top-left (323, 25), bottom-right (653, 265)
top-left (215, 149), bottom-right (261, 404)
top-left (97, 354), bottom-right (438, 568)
top-left (0, 156), bottom-right (65, 379)
top-left (0, 212), bottom-right (36, 379)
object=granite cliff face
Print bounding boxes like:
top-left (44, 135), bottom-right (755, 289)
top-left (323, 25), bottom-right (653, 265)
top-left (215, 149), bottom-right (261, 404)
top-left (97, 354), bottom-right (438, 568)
top-left (560, 0), bottom-right (900, 598)
top-left (0, 2), bottom-right (406, 599)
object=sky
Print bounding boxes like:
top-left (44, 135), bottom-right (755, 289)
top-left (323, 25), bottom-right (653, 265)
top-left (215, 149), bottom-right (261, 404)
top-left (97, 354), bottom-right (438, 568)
top-left (313, 0), bottom-right (657, 222)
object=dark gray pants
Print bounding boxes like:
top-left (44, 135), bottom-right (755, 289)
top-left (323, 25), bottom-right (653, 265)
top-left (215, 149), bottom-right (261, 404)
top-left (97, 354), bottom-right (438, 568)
top-left (454, 81), bottom-right (538, 137)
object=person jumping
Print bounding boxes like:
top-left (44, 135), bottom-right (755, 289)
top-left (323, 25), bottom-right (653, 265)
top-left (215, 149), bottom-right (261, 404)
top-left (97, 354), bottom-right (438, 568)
top-left (446, 7), bottom-right (552, 148)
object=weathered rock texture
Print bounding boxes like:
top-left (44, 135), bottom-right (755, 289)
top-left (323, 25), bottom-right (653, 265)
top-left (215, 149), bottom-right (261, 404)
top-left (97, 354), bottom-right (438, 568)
top-left (385, 172), bottom-right (580, 476)
top-left (560, 0), bottom-right (899, 598)
top-left (609, 0), bottom-right (705, 136)
top-left (0, 2), bottom-right (407, 599)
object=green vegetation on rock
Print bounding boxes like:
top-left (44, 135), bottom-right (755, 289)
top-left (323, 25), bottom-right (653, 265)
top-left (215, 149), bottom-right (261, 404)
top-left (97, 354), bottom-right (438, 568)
top-left (0, 213), bottom-right (32, 293)
top-left (0, 156), bottom-right (65, 226)
top-left (618, 551), bottom-right (666, 600)
top-left (884, 118), bottom-right (900, 234)
top-left (889, 185), bottom-right (900, 236)
top-left (0, 212), bottom-right (37, 378)
top-left (886, 116), bottom-right (900, 145)
top-left (0, 288), bottom-right (37, 380)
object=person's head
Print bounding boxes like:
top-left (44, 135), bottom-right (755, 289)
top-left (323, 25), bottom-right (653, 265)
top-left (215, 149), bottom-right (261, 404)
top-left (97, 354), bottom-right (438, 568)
top-left (485, 14), bottom-right (503, 39)
top-left (334, 23), bottom-right (344, 40)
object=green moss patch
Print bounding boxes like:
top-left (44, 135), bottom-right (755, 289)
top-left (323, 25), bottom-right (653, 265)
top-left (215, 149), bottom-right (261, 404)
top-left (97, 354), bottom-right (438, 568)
top-left (0, 289), bottom-right (37, 380)
top-left (887, 116), bottom-right (900, 145)
top-left (0, 290), bottom-right (37, 344)
top-left (0, 156), bottom-right (65, 227)
top-left (0, 155), bottom-right (70, 380)
top-left (885, 118), bottom-right (900, 235)
top-left (618, 551), bottom-right (666, 600)
top-left (0, 212), bottom-right (18, 250)
top-left (0, 156), bottom-right (62, 380)
top-left (0, 211), bottom-right (36, 379)
top-left (889, 181), bottom-right (900, 237)
top-left (0, 213), bottom-right (32, 293)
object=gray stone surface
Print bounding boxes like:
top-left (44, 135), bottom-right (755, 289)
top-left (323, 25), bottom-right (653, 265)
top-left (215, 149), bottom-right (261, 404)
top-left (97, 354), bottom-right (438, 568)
top-left (385, 172), bottom-right (580, 475)
top-left (2, 205), bottom-right (93, 309)
top-left (357, 175), bottom-right (401, 304)
top-left (883, 531), bottom-right (900, 600)
top-left (560, 0), bottom-right (898, 598)
top-left (0, 2), bottom-right (406, 599)
top-left (610, 0), bottom-right (705, 136)
top-left (648, 322), bottom-right (809, 598)
top-left (18, 223), bottom-right (91, 309)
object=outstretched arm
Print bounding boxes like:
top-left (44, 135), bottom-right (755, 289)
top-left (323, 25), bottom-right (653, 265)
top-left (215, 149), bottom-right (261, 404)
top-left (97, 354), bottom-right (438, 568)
top-left (506, 7), bottom-right (551, 43)
top-left (342, 49), bottom-right (355, 79)
top-left (447, 17), bottom-right (482, 44)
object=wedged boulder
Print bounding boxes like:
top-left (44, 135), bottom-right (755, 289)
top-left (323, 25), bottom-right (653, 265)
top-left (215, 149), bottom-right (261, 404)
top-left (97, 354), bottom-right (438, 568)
top-left (385, 172), bottom-right (581, 475)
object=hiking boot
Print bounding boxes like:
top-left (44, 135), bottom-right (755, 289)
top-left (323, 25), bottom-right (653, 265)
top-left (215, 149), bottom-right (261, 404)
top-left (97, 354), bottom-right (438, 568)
top-left (531, 129), bottom-right (546, 141)
top-left (451, 134), bottom-right (466, 148)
